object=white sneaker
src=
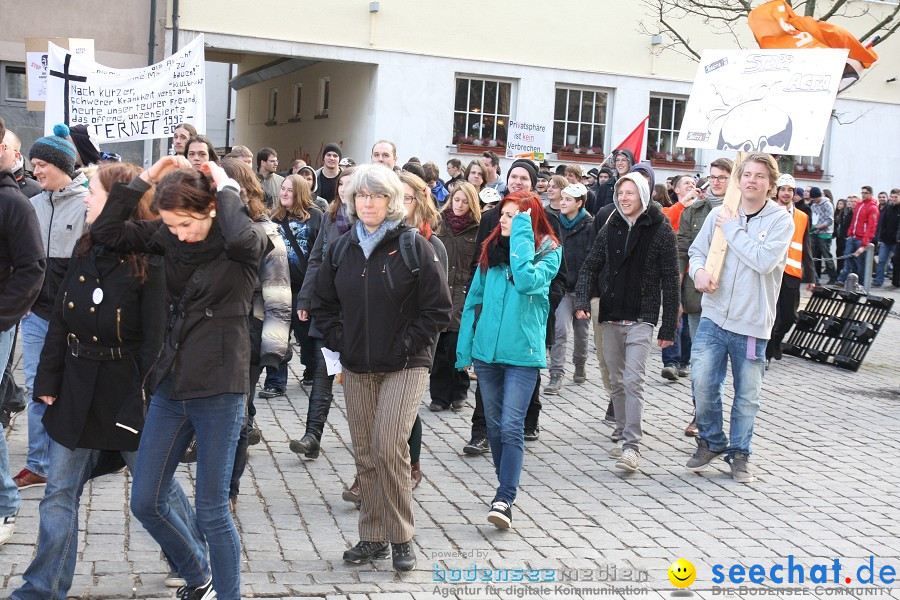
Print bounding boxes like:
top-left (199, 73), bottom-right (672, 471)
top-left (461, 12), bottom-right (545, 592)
top-left (0, 514), bottom-right (15, 545)
top-left (615, 448), bottom-right (640, 472)
top-left (607, 444), bottom-right (623, 459)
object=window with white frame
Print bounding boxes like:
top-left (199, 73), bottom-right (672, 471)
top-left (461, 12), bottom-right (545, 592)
top-left (453, 76), bottom-right (512, 146)
top-left (552, 86), bottom-right (609, 152)
top-left (267, 88), bottom-right (278, 123)
top-left (292, 83), bottom-right (302, 119)
top-left (648, 95), bottom-right (692, 161)
top-left (317, 77), bottom-right (330, 117)
top-left (3, 64), bottom-right (26, 102)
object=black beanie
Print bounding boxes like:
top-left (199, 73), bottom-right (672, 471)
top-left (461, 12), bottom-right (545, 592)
top-left (29, 123), bottom-right (77, 177)
top-left (69, 124), bottom-right (101, 166)
top-left (323, 143), bottom-right (342, 160)
top-left (809, 186), bottom-right (823, 199)
top-left (508, 158), bottom-right (538, 190)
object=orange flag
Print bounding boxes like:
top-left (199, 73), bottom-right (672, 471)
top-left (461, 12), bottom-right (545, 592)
top-left (748, 0), bottom-right (878, 91)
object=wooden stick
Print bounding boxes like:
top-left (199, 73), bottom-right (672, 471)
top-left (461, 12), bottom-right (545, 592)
top-left (704, 151), bottom-right (747, 282)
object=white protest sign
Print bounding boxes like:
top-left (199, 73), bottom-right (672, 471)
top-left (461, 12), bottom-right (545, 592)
top-left (677, 49), bottom-right (847, 157)
top-left (505, 119), bottom-right (550, 161)
top-left (25, 38), bottom-right (94, 110)
top-left (45, 35), bottom-right (206, 142)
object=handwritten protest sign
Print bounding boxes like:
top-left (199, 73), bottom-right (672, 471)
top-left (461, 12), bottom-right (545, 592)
top-left (676, 49), bottom-right (846, 157)
top-left (505, 119), bottom-right (550, 161)
top-left (25, 38), bottom-right (94, 111)
top-left (45, 35), bottom-right (206, 142)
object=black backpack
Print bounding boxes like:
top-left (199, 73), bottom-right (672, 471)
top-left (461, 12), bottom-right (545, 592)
top-left (330, 228), bottom-right (420, 276)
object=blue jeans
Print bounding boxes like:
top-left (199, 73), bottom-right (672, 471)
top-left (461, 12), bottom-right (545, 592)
top-left (837, 237), bottom-right (863, 283)
top-left (691, 318), bottom-right (767, 457)
top-left (473, 360), bottom-right (539, 504)
top-left (130, 376), bottom-right (245, 600)
top-left (874, 241), bottom-right (896, 285)
top-left (0, 325), bottom-right (19, 518)
top-left (21, 313), bottom-right (50, 477)
top-left (12, 441), bottom-right (196, 600)
top-left (661, 313), bottom-right (692, 368)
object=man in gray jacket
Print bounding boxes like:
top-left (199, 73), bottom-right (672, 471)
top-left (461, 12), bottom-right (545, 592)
top-left (685, 153), bottom-right (794, 484)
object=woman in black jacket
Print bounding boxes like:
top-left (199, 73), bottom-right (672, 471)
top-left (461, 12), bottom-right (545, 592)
top-left (834, 198), bottom-right (853, 274)
top-left (14, 163), bottom-right (196, 599)
top-left (432, 181), bottom-right (481, 411)
top-left (311, 163), bottom-right (451, 572)
top-left (90, 155), bottom-right (268, 600)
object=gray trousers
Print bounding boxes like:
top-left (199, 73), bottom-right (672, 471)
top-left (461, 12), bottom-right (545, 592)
top-left (550, 292), bottom-right (590, 377)
top-left (601, 321), bottom-right (654, 452)
top-left (590, 298), bottom-right (611, 393)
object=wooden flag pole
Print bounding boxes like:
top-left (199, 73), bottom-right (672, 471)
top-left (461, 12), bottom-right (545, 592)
top-left (703, 151), bottom-right (747, 282)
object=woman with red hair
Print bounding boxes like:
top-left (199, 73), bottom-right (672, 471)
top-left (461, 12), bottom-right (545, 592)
top-left (455, 191), bottom-right (560, 529)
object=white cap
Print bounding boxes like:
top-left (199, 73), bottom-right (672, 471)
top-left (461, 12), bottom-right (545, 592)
top-left (562, 183), bottom-right (588, 198)
top-left (479, 187), bottom-right (502, 205)
top-left (776, 173), bottom-right (796, 188)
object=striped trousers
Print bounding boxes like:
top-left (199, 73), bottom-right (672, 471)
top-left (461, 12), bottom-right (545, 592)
top-left (342, 367), bottom-right (428, 543)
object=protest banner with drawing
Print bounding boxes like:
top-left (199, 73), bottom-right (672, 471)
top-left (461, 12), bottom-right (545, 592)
top-left (44, 35), bottom-right (206, 143)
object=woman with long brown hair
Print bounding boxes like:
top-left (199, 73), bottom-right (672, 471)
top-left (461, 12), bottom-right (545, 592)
top-left (13, 163), bottom-right (198, 599)
top-left (90, 155), bottom-right (267, 600)
top-left (220, 158), bottom-right (291, 511)
top-left (259, 175), bottom-right (323, 398)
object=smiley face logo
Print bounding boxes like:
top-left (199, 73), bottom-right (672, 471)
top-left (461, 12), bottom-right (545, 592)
top-left (668, 559), bottom-right (696, 588)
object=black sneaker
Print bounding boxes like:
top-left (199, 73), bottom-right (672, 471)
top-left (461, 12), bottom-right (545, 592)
top-left (686, 439), bottom-right (722, 472)
top-left (247, 423), bottom-right (262, 446)
top-left (177, 576), bottom-right (215, 600)
top-left (391, 541), bottom-right (416, 571)
top-left (487, 500), bottom-right (513, 529)
top-left (257, 387), bottom-right (284, 399)
top-left (463, 436), bottom-right (489, 455)
top-left (524, 427), bottom-right (539, 441)
top-left (429, 402), bottom-right (449, 412)
top-left (604, 401), bottom-right (616, 424)
top-left (343, 540), bottom-right (390, 564)
top-left (450, 399), bottom-right (466, 411)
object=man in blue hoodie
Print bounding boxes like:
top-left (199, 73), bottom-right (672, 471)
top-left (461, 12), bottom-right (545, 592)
top-left (686, 153), bottom-right (793, 484)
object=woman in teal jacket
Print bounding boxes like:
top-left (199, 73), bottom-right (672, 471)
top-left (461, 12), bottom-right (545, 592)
top-left (456, 190), bottom-right (560, 529)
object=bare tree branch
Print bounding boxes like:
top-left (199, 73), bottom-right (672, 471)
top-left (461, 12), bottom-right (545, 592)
top-left (819, 0), bottom-right (848, 21)
top-left (861, 2), bottom-right (900, 45)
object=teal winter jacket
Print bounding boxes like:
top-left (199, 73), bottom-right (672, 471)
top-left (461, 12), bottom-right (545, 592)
top-left (456, 213), bottom-right (561, 369)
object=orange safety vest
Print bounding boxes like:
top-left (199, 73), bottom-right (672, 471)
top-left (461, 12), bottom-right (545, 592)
top-left (785, 208), bottom-right (807, 279)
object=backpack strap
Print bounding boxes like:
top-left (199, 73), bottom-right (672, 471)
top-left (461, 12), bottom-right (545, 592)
top-left (399, 229), bottom-right (420, 277)
top-left (330, 233), bottom-right (352, 271)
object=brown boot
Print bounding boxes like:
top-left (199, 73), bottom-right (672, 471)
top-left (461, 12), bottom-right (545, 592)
top-left (410, 461), bottom-right (422, 489)
top-left (684, 417), bottom-right (699, 437)
top-left (342, 475), bottom-right (361, 509)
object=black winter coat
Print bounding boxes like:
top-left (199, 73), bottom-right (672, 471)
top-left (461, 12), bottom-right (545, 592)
top-left (558, 212), bottom-right (596, 292)
top-left (575, 203), bottom-right (680, 341)
top-left (90, 177), bottom-right (269, 400)
top-left (436, 213), bottom-right (479, 331)
top-left (35, 246), bottom-right (164, 451)
top-left (311, 223), bottom-right (451, 373)
top-left (834, 207), bottom-right (853, 239)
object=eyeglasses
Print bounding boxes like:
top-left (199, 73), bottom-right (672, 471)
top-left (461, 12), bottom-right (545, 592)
top-left (403, 195), bottom-right (416, 204)
top-left (708, 175), bottom-right (729, 182)
top-left (354, 192), bottom-right (389, 201)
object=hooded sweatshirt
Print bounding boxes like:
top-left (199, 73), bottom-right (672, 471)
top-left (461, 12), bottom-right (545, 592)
top-left (30, 172), bottom-right (88, 319)
top-left (575, 172), bottom-right (680, 341)
top-left (688, 199), bottom-right (794, 339)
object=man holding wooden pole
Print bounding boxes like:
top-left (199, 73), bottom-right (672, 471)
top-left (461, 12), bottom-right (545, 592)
top-left (684, 153), bottom-right (794, 484)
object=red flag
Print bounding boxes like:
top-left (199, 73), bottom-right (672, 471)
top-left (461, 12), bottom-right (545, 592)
top-left (613, 116), bottom-right (649, 161)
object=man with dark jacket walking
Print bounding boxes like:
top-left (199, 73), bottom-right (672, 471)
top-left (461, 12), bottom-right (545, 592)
top-left (0, 116), bottom-right (47, 543)
top-left (587, 149), bottom-right (635, 215)
top-left (574, 173), bottom-right (680, 472)
top-left (873, 189), bottom-right (899, 287)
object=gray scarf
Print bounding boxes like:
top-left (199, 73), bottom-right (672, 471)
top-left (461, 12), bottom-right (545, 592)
top-left (356, 219), bottom-right (401, 259)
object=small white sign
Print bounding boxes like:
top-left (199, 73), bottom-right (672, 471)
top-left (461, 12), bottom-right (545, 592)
top-left (321, 347), bottom-right (342, 376)
top-left (505, 119), bottom-right (550, 161)
top-left (677, 49), bottom-right (847, 157)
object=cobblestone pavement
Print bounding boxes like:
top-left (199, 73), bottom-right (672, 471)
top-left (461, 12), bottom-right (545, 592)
top-left (2, 287), bottom-right (899, 599)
